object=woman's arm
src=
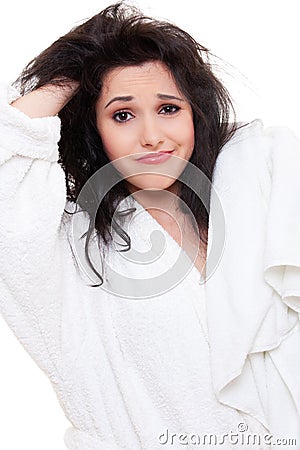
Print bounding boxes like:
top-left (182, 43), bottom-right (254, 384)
top-left (11, 81), bottom-right (78, 118)
top-left (0, 82), bottom-right (78, 381)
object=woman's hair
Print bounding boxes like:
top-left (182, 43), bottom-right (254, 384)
top-left (15, 1), bottom-right (245, 286)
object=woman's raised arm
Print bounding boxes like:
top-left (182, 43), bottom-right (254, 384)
top-left (0, 80), bottom-right (79, 381)
top-left (11, 81), bottom-right (78, 118)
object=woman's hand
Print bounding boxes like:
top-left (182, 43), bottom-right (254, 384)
top-left (11, 80), bottom-right (79, 118)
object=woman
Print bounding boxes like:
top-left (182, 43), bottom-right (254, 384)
top-left (0, 2), bottom-right (299, 449)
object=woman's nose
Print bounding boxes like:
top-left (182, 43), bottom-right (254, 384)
top-left (140, 117), bottom-right (164, 148)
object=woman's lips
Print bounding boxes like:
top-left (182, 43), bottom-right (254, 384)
top-left (136, 150), bottom-right (174, 164)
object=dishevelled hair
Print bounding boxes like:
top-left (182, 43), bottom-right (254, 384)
top-left (14, 1), bottom-right (245, 286)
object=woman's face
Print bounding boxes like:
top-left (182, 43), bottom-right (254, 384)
top-left (96, 61), bottom-right (195, 192)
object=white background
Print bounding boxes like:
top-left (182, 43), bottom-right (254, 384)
top-left (0, 1), bottom-right (299, 449)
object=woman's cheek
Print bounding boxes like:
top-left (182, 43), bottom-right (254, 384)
top-left (102, 133), bottom-right (133, 162)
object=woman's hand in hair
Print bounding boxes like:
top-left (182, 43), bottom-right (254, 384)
top-left (11, 79), bottom-right (79, 118)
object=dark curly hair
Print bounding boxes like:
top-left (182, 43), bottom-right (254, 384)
top-left (14, 2), bottom-right (246, 286)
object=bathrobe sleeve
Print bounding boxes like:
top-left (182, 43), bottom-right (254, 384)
top-left (205, 119), bottom-right (300, 444)
top-left (0, 82), bottom-right (69, 381)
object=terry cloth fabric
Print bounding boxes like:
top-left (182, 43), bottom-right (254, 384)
top-left (0, 82), bottom-right (299, 449)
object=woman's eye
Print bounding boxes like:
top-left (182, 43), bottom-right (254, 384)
top-left (112, 111), bottom-right (134, 123)
top-left (160, 105), bottom-right (181, 115)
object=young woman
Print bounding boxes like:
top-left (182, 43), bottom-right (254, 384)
top-left (0, 2), bottom-right (299, 449)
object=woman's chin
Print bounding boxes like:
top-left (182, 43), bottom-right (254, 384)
top-left (125, 175), bottom-right (178, 194)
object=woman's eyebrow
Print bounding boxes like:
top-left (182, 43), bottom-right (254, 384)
top-left (157, 94), bottom-right (184, 102)
top-left (105, 96), bottom-right (133, 108)
top-left (104, 93), bottom-right (184, 108)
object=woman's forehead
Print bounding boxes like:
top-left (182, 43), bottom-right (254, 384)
top-left (100, 61), bottom-right (181, 97)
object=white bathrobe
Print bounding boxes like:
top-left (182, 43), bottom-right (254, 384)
top-left (0, 82), bottom-right (299, 449)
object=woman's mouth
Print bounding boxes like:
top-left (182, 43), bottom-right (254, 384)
top-left (136, 150), bottom-right (175, 164)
